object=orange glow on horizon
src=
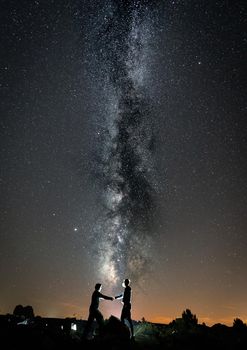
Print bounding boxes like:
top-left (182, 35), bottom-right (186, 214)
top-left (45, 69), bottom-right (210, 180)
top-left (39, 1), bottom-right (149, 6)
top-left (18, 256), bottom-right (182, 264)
top-left (3, 296), bottom-right (246, 328)
top-left (148, 315), bottom-right (173, 324)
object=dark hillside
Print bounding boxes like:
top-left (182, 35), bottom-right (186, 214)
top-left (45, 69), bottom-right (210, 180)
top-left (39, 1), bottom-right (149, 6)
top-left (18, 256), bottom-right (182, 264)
top-left (1, 313), bottom-right (247, 350)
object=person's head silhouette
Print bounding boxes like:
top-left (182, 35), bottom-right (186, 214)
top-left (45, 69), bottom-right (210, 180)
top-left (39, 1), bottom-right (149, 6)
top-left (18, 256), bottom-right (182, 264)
top-left (95, 283), bottom-right (102, 291)
top-left (122, 278), bottom-right (130, 287)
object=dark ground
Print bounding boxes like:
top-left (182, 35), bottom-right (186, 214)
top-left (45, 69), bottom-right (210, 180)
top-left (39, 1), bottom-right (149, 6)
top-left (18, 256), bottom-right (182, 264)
top-left (1, 314), bottom-right (247, 350)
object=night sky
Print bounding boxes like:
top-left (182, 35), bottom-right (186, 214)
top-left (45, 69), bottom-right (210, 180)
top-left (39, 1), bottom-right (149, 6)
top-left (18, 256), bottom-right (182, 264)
top-left (0, 0), bottom-right (246, 326)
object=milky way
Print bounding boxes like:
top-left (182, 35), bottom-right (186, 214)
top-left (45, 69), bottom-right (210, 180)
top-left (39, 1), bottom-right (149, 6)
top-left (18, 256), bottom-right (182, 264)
top-left (82, 1), bottom-right (159, 286)
top-left (1, 0), bottom-right (246, 323)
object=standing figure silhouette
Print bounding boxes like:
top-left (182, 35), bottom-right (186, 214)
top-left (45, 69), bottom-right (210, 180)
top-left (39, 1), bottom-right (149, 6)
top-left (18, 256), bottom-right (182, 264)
top-left (115, 278), bottom-right (134, 339)
top-left (83, 283), bottom-right (113, 338)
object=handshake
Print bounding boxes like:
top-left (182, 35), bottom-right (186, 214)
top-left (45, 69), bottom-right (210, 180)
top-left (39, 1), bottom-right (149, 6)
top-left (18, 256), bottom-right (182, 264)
top-left (109, 294), bottom-right (123, 301)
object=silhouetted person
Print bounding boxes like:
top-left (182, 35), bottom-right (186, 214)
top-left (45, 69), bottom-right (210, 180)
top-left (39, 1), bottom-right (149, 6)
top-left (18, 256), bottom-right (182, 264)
top-left (83, 283), bottom-right (113, 338)
top-left (115, 278), bottom-right (134, 339)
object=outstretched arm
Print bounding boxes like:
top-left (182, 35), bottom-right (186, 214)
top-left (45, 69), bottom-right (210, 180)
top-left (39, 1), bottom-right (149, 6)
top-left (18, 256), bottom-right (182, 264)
top-left (99, 292), bottom-right (113, 300)
top-left (115, 294), bottom-right (123, 300)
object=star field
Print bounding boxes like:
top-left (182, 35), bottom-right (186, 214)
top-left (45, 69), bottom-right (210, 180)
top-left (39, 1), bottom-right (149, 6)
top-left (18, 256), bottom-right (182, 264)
top-left (0, 0), bottom-right (246, 325)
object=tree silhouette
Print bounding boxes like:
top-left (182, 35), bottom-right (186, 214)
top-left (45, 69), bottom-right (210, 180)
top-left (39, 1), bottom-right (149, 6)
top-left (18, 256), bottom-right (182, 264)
top-left (233, 318), bottom-right (247, 330)
top-left (182, 309), bottom-right (198, 326)
top-left (13, 304), bottom-right (34, 319)
top-left (13, 304), bottom-right (24, 317)
top-left (23, 305), bottom-right (34, 319)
